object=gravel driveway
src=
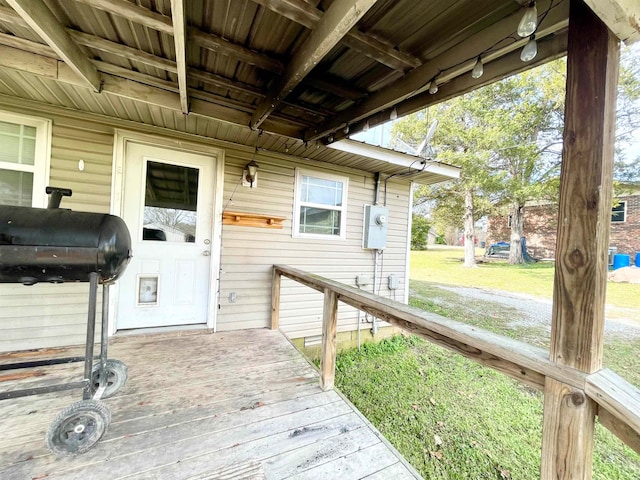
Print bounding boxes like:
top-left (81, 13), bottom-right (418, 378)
top-left (429, 285), bottom-right (640, 338)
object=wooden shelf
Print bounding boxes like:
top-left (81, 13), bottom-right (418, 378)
top-left (222, 210), bottom-right (285, 229)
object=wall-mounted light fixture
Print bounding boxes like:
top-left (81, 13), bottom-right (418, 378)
top-left (243, 160), bottom-right (259, 188)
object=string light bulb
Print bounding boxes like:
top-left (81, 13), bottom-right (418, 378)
top-left (390, 108), bottom-right (398, 121)
top-left (363, 120), bottom-right (370, 132)
top-left (517, 1), bottom-right (538, 38)
top-left (471, 56), bottom-right (484, 79)
top-left (343, 124), bottom-right (350, 134)
top-left (520, 35), bottom-right (538, 62)
top-left (428, 81), bottom-right (439, 94)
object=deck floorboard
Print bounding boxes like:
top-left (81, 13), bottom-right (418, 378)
top-left (0, 329), bottom-right (421, 479)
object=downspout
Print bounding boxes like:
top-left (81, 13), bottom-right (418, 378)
top-left (371, 172), bottom-right (382, 335)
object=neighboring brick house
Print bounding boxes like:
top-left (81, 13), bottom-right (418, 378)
top-left (487, 190), bottom-right (640, 263)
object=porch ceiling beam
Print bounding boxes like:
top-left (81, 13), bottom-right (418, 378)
top-left (251, 0), bottom-right (421, 71)
top-left (304, 0), bottom-right (568, 142)
top-left (250, 0), bottom-right (378, 130)
top-left (331, 31), bottom-right (568, 142)
top-left (0, 44), bottom-right (303, 139)
top-left (69, 30), bottom-right (178, 73)
top-left (0, 32), bottom-right (340, 126)
top-left (5, 0), bottom-right (102, 92)
top-left (74, 0), bottom-right (284, 74)
top-left (169, 0), bottom-right (189, 114)
top-left (582, 0), bottom-right (640, 44)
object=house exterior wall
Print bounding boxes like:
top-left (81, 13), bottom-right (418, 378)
top-left (0, 105), bottom-right (411, 352)
top-left (218, 149), bottom-right (409, 338)
top-left (487, 195), bottom-right (640, 262)
top-left (0, 117), bottom-right (114, 352)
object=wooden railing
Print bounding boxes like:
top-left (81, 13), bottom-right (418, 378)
top-left (271, 265), bottom-right (640, 458)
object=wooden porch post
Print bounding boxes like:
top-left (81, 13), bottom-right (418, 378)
top-left (320, 287), bottom-right (338, 391)
top-left (541, 1), bottom-right (619, 478)
top-left (271, 267), bottom-right (281, 330)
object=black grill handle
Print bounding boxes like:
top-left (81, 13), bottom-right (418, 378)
top-left (45, 187), bottom-right (72, 209)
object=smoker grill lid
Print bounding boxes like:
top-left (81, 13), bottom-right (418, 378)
top-left (0, 206), bottom-right (132, 285)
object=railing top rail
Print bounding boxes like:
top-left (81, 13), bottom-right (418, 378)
top-left (273, 264), bottom-right (640, 454)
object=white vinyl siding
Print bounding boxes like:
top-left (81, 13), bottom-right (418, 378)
top-left (0, 102), bottom-right (413, 351)
top-left (0, 119), bottom-right (113, 352)
top-left (217, 150), bottom-right (411, 339)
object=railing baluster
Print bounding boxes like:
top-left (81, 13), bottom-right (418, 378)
top-left (320, 287), bottom-right (338, 391)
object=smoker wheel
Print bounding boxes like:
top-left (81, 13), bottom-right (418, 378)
top-left (46, 400), bottom-right (111, 456)
top-left (91, 359), bottom-right (128, 399)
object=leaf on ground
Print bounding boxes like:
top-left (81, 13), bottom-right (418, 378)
top-left (429, 397), bottom-right (437, 405)
top-left (411, 404), bottom-right (421, 411)
top-left (437, 421), bottom-right (445, 428)
top-left (434, 434), bottom-right (443, 446)
top-left (429, 450), bottom-right (444, 460)
top-left (500, 469), bottom-right (511, 479)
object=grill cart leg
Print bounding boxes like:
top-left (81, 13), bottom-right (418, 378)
top-left (89, 282), bottom-right (128, 399)
top-left (82, 272), bottom-right (99, 401)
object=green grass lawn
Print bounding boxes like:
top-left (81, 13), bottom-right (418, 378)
top-left (411, 246), bottom-right (639, 309)
top-left (332, 247), bottom-right (640, 479)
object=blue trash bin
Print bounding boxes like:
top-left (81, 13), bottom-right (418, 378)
top-left (636, 252), bottom-right (640, 267)
top-left (613, 254), bottom-right (631, 270)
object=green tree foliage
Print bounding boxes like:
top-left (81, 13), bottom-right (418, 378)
top-left (411, 214), bottom-right (431, 250)
top-left (395, 46), bottom-right (640, 265)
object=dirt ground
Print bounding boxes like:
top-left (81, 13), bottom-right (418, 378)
top-left (608, 266), bottom-right (640, 284)
top-left (427, 284), bottom-right (640, 338)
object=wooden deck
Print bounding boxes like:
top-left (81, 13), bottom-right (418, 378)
top-left (0, 329), bottom-right (421, 479)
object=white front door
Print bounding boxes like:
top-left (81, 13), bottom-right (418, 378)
top-left (117, 142), bottom-right (216, 330)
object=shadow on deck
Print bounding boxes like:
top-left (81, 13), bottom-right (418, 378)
top-left (0, 329), bottom-right (420, 479)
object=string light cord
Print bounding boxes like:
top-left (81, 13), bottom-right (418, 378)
top-left (223, 130), bottom-right (262, 212)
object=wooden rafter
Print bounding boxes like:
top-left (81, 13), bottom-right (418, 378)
top-left (251, 0), bottom-right (421, 71)
top-left (331, 32), bottom-right (568, 142)
top-left (250, 0), bottom-right (378, 130)
top-left (74, 0), bottom-right (283, 74)
top-left (5, 0), bottom-right (102, 92)
top-left (305, 0), bottom-right (568, 142)
top-left (0, 43), bottom-right (305, 138)
top-left (170, 0), bottom-right (189, 114)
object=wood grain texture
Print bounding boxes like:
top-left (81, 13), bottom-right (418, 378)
top-left (6, 0), bottom-right (102, 91)
top-left (320, 288), bottom-right (338, 391)
top-left (0, 329), bottom-right (417, 479)
top-left (275, 265), bottom-right (586, 390)
top-left (250, 0), bottom-right (378, 129)
top-left (585, 369), bottom-right (640, 437)
top-left (271, 268), bottom-right (281, 330)
top-left (222, 211), bottom-right (286, 229)
top-left (541, 1), bottom-right (620, 478)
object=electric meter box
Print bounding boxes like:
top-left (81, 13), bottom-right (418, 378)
top-left (363, 205), bottom-right (389, 249)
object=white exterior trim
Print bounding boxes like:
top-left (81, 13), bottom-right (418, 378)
top-left (0, 110), bottom-right (51, 208)
top-left (404, 182), bottom-right (414, 305)
top-left (110, 130), bottom-right (225, 335)
top-left (328, 139), bottom-right (460, 180)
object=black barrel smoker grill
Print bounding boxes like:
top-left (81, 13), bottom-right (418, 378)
top-left (0, 187), bottom-right (132, 456)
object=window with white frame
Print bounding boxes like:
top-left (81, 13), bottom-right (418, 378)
top-left (293, 169), bottom-right (348, 239)
top-left (0, 112), bottom-right (51, 208)
top-left (611, 201), bottom-right (627, 223)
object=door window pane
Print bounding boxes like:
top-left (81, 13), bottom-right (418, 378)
top-left (143, 161), bottom-right (199, 243)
